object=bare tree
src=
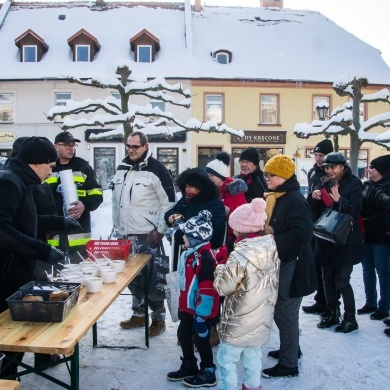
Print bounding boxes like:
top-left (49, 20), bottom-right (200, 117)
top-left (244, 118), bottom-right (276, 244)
top-left (294, 69), bottom-right (390, 175)
top-left (47, 61), bottom-right (243, 140)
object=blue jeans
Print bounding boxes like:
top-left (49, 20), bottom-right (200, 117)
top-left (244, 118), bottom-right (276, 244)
top-left (362, 243), bottom-right (390, 312)
top-left (217, 341), bottom-right (262, 390)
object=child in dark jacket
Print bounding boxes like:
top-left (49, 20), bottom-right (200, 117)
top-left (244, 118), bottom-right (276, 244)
top-left (167, 210), bottom-right (220, 388)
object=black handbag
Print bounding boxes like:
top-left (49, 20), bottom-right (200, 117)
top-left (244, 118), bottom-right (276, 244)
top-left (313, 204), bottom-right (354, 245)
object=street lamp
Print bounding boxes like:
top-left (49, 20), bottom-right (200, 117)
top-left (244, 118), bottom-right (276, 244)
top-left (315, 101), bottom-right (339, 151)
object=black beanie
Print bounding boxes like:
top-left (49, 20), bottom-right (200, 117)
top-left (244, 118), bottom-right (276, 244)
top-left (370, 155), bottom-right (390, 178)
top-left (11, 136), bottom-right (29, 158)
top-left (314, 139), bottom-right (333, 155)
top-left (239, 148), bottom-right (260, 166)
top-left (19, 137), bottom-right (58, 164)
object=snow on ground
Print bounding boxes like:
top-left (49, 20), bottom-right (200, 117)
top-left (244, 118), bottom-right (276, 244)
top-left (19, 190), bottom-right (390, 389)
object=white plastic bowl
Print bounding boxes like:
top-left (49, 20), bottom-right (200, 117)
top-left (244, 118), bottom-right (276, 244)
top-left (95, 259), bottom-right (110, 266)
top-left (100, 269), bottom-right (117, 283)
top-left (111, 260), bottom-right (125, 273)
top-left (84, 277), bottom-right (103, 293)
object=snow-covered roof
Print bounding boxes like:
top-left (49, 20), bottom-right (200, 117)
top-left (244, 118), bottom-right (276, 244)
top-left (1, 1), bottom-right (390, 84)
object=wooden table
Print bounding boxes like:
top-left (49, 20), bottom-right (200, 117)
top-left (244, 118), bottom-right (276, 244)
top-left (0, 254), bottom-right (151, 390)
top-left (0, 380), bottom-right (20, 390)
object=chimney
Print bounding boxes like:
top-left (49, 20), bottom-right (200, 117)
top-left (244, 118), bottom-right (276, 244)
top-left (194, 0), bottom-right (201, 12)
top-left (260, 0), bottom-right (284, 8)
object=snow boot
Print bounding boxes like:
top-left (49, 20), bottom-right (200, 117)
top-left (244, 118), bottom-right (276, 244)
top-left (242, 384), bottom-right (263, 390)
top-left (183, 365), bottom-right (217, 387)
top-left (167, 357), bottom-right (198, 381)
top-left (333, 314), bottom-right (358, 333)
top-left (317, 307), bottom-right (340, 329)
top-left (268, 346), bottom-right (302, 360)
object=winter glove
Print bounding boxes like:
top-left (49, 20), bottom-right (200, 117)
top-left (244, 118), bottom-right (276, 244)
top-left (146, 229), bottom-right (164, 247)
top-left (46, 247), bottom-right (65, 265)
top-left (64, 217), bottom-right (83, 233)
top-left (194, 315), bottom-right (208, 338)
top-left (215, 245), bottom-right (228, 265)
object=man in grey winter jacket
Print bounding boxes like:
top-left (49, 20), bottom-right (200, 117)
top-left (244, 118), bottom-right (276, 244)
top-left (111, 131), bottom-right (176, 337)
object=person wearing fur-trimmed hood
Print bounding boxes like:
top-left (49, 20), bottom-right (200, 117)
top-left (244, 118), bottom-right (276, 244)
top-left (206, 152), bottom-right (248, 253)
top-left (165, 167), bottom-right (226, 271)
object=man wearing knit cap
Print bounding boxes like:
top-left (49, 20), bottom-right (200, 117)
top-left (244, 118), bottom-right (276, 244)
top-left (0, 136), bottom-right (66, 377)
top-left (261, 154), bottom-right (315, 379)
top-left (302, 139), bottom-right (334, 315)
top-left (359, 155), bottom-right (390, 329)
top-left (235, 147), bottom-right (267, 203)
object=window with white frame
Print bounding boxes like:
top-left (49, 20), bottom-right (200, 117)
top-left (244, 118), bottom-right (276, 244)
top-left (111, 92), bottom-right (121, 100)
top-left (313, 95), bottom-right (330, 120)
top-left (216, 53), bottom-right (228, 64)
top-left (149, 100), bottom-right (166, 122)
top-left (205, 94), bottom-right (223, 123)
top-left (76, 45), bottom-right (89, 62)
top-left (23, 45), bottom-right (37, 62)
top-left (0, 93), bottom-right (14, 123)
top-left (54, 92), bottom-right (72, 122)
top-left (260, 94), bottom-right (278, 124)
top-left (348, 97), bottom-right (366, 121)
top-left (137, 45), bottom-right (152, 63)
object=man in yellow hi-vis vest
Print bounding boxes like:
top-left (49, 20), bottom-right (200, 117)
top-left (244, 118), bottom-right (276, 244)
top-left (46, 131), bottom-right (103, 261)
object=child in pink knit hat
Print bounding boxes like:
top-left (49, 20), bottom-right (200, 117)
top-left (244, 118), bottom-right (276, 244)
top-left (214, 198), bottom-right (280, 390)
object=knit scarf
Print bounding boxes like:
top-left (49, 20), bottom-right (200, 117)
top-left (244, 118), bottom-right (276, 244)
top-left (178, 242), bottom-right (207, 291)
top-left (263, 191), bottom-right (286, 228)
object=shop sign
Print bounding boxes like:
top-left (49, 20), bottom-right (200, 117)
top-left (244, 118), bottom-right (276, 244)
top-left (231, 130), bottom-right (286, 144)
top-left (0, 131), bottom-right (17, 143)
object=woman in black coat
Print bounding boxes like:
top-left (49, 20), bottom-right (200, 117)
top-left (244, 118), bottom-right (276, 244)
top-left (165, 167), bottom-right (226, 270)
top-left (261, 155), bottom-right (316, 379)
top-left (308, 152), bottom-right (363, 334)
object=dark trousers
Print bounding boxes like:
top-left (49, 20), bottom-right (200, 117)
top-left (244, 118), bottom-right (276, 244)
top-left (273, 296), bottom-right (302, 368)
top-left (313, 262), bottom-right (326, 305)
top-left (322, 265), bottom-right (356, 316)
top-left (177, 311), bottom-right (214, 368)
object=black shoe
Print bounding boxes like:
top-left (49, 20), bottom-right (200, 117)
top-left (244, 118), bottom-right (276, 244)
top-left (357, 305), bottom-right (377, 315)
top-left (383, 318), bottom-right (390, 327)
top-left (167, 357), bottom-right (198, 381)
top-left (34, 353), bottom-right (61, 369)
top-left (183, 367), bottom-right (216, 388)
top-left (268, 347), bottom-right (302, 360)
top-left (384, 328), bottom-right (390, 337)
top-left (333, 317), bottom-right (358, 333)
top-left (262, 363), bottom-right (299, 378)
top-left (317, 308), bottom-right (340, 329)
top-left (302, 302), bottom-right (327, 315)
top-left (370, 310), bottom-right (389, 321)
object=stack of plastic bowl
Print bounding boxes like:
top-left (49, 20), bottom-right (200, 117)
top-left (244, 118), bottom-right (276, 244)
top-left (58, 169), bottom-right (79, 215)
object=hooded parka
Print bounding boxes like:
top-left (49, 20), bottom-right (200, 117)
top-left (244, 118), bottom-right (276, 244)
top-left (214, 235), bottom-right (280, 347)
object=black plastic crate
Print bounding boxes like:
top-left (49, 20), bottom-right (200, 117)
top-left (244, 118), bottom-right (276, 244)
top-left (6, 282), bottom-right (81, 322)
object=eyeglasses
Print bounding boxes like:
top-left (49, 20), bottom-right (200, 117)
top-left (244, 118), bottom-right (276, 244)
top-left (56, 143), bottom-right (78, 149)
top-left (125, 144), bottom-right (144, 150)
top-left (264, 173), bottom-right (276, 178)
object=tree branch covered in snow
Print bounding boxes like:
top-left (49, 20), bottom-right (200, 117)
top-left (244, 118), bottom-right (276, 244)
top-left (294, 69), bottom-right (390, 175)
top-left (46, 60), bottom-right (244, 139)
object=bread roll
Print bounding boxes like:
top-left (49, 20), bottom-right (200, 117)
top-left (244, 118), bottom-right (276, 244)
top-left (22, 295), bottom-right (44, 302)
top-left (49, 290), bottom-right (69, 301)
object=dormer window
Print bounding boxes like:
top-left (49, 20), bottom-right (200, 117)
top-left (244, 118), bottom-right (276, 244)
top-left (138, 45), bottom-right (152, 63)
top-left (23, 45), bottom-right (37, 62)
top-left (211, 49), bottom-right (232, 64)
top-left (130, 29), bottom-right (160, 63)
top-left (76, 45), bottom-right (90, 62)
top-left (14, 29), bottom-right (48, 62)
top-left (67, 29), bottom-right (100, 62)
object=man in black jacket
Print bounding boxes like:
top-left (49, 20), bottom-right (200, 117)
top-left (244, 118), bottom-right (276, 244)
top-left (0, 137), bottom-right (65, 378)
top-left (234, 147), bottom-right (267, 203)
top-left (302, 139), bottom-right (333, 315)
top-left (46, 131), bottom-right (103, 261)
